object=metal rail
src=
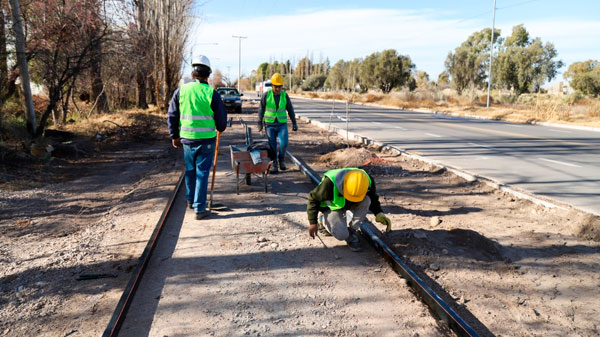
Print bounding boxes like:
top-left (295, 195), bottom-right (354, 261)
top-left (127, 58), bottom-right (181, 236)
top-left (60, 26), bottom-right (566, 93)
top-left (102, 172), bottom-right (185, 337)
top-left (286, 151), bottom-right (482, 337)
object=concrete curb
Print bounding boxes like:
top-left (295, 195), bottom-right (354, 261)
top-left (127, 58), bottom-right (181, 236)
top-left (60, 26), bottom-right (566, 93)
top-left (297, 113), bottom-right (584, 214)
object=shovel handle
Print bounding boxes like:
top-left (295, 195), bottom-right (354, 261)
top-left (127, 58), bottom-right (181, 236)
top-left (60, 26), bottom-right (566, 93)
top-left (210, 131), bottom-right (221, 192)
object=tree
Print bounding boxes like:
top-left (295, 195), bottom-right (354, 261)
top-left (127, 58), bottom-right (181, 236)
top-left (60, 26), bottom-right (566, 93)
top-left (359, 49), bottom-right (414, 93)
top-left (437, 71), bottom-right (450, 87)
top-left (9, 0), bottom-right (36, 135)
top-left (24, 0), bottom-right (109, 136)
top-left (301, 74), bottom-right (326, 91)
top-left (445, 28), bottom-right (501, 94)
top-left (563, 60), bottom-right (600, 97)
top-left (494, 25), bottom-right (563, 94)
top-left (294, 57), bottom-right (312, 80)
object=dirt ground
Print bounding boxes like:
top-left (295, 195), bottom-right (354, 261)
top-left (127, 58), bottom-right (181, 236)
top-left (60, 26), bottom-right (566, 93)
top-left (1, 102), bottom-right (600, 336)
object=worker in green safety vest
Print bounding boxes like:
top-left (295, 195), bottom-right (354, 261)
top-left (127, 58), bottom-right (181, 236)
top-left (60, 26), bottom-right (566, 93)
top-left (307, 168), bottom-right (391, 251)
top-left (167, 55), bottom-right (228, 220)
top-left (258, 73), bottom-right (298, 174)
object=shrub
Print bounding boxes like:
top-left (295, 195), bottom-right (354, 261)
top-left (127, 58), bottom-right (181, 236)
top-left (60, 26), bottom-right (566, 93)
top-left (563, 91), bottom-right (584, 105)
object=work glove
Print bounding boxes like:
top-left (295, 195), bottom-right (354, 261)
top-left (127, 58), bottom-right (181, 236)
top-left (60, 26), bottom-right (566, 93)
top-left (376, 212), bottom-right (392, 232)
top-left (292, 124), bottom-right (298, 132)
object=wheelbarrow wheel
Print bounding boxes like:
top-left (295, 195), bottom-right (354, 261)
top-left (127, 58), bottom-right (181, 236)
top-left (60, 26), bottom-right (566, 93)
top-left (245, 173), bottom-right (251, 185)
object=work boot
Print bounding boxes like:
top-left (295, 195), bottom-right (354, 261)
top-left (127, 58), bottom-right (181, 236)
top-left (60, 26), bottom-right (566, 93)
top-left (279, 161), bottom-right (287, 171)
top-left (317, 214), bottom-right (331, 236)
top-left (270, 164), bottom-right (278, 174)
top-left (345, 233), bottom-right (362, 252)
top-left (195, 210), bottom-right (211, 220)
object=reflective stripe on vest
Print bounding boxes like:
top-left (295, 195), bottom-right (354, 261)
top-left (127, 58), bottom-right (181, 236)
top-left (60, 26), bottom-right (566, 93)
top-left (179, 82), bottom-right (216, 139)
top-left (263, 90), bottom-right (287, 123)
top-left (319, 168), bottom-right (371, 211)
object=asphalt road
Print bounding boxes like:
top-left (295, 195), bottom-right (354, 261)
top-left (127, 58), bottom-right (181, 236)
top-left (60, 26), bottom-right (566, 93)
top-left (287, 96), bottom-right (600, 215)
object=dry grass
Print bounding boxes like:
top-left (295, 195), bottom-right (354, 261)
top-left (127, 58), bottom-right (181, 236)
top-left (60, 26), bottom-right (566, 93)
top-left (294, 89), bottom-right (600, 128)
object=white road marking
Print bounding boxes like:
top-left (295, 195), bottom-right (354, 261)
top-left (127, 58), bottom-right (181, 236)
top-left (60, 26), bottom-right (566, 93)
top-left (425, 133), bottom-right (442, 138)
top-left (393, 126), bottom-right (407, 130)
top-left (539, 158), bottom-right (581, 168)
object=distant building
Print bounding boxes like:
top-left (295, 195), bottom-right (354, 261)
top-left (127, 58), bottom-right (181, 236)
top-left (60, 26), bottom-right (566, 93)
top-left (548, 81), bottom-right (573, 95)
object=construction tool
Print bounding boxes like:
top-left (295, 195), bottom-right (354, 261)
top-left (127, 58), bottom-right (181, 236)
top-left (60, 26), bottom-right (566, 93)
top-left (207, 131), bottom-right (227, 211)
top-left (315, 233), bottom-right (328, 249)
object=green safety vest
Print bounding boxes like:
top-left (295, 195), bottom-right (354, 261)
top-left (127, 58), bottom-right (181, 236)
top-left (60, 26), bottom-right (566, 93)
top-left (263, 90), bottom-right (287, 124)
top-left (319, 168), bottom-right (371, 210)
top-left (179, 82), bottom-right (216, 139)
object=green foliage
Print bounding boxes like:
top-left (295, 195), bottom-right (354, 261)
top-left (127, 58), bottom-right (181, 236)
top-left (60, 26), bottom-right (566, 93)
top-left (324, 59), bottom-right (360, 91)
top-left (445, 28), bottom-right (502, 94)
top-left (437, 71), bottom-right (450, 86)
top-left (256, 63), bottom-right (269, 81)
top-left (359, 49), bottom-right (414, 93)
top-left (301, 74), bottom-right (327, 91)
top-left (563, 91), bottom-right (584, 105)
top-left (563, 60), bottom-right (600, 97)
top-left (494, 25), bottom-right (563, 94)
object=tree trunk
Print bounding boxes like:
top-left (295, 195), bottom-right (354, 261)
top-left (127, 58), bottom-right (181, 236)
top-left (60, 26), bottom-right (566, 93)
top-left (0, 9), bottom-right (7, 92)
top-left (0, 9), bottom-right (7, 129)
top-left (136, 72), bottom-right (148, 109)
top-left (8, 0), bottom-right (36, 136)
top-left (148, 75), bottom-right (157, 105)
top-left (135, 0), bottom-right (148, 109)
top-left (90, 37), bottom-right (109, 114)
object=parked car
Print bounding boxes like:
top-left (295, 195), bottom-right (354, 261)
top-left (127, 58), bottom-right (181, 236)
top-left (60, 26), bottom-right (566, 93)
top-left (216, 87), bottom-right (243, 113)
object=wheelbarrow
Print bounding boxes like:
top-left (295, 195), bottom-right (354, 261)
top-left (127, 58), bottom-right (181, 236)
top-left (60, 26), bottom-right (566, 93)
top-left (230, 144), bottom-right (272, 194)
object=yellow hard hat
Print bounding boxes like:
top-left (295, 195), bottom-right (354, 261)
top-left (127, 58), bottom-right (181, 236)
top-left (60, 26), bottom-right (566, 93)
top-left (271, 73), bottom-right (284, 86)
top-left (343, 170), bottom-right (369, 202)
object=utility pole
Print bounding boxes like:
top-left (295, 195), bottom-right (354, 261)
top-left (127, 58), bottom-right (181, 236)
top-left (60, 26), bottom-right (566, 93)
top-left (8, 0), bottom-right (36, 135)
top-left (486, 0), bottom-right (496, 109)
top-left (232, 35), bottom-right (247, 92)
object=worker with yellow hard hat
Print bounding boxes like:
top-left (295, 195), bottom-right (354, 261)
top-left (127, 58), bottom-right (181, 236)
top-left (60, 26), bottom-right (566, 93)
top-left (307, 168), bottom-right (391, 251)
top-left (258, 73), bottom-right (298, 174)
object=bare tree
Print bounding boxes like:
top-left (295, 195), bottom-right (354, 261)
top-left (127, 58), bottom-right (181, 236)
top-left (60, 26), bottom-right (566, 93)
top-left (8, 0), bottom-right (36, 135)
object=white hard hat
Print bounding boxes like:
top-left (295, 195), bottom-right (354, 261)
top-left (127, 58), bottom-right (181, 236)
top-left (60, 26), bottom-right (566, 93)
top-left (192, 55), bottom-right (211, 69)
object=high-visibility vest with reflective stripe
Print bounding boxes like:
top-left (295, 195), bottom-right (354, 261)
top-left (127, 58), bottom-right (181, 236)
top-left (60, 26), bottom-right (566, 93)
top-left (179, 82), bottom-right (216, 139)
top-left (319, 168), bottom-right (371, 210)
top-left (263, 90), bottom-right (287, 123)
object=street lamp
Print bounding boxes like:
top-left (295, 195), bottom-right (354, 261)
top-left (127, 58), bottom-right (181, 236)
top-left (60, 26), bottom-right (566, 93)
top-left (232, 35), bottom-right (247, 92)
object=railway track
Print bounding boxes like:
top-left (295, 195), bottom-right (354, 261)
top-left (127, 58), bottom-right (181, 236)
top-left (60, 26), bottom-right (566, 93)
top-left (102, 118), bottom-right (488, 337)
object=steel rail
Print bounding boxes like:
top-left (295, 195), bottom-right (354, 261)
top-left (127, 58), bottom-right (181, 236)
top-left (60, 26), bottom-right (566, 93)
top-left (286, 150), bottom-right (482, 337)
top-left (102, 172), bottom-right (185, 337)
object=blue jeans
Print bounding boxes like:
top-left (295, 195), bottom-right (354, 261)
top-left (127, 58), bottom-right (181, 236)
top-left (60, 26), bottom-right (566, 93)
top-left (183, 142), bottom-right (215, 213)
top-left (266, 123), bottom-right (288, 164)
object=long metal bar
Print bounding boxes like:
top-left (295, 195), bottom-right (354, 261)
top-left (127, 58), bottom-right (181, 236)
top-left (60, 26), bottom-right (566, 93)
top-left (102, 172), bottom-right (185, 337)
top-left (286, 151), bottom-right (482, 337)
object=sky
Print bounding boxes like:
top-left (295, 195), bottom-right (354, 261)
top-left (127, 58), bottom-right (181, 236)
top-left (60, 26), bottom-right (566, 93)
top-left (187, 0), bottom-right (600, 85)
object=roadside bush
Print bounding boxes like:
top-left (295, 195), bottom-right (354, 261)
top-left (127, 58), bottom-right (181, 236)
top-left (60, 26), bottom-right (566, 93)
top-left (301, 74), bottom-right (327, 91)
top-left (497, 94), bottom-right (518, 105)
top-left (563, 91), bottom-right (584, 105)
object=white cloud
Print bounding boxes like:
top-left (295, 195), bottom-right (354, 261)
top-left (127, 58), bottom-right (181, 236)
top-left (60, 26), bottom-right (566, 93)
top-left (188, 9), bottom-right (600, 80)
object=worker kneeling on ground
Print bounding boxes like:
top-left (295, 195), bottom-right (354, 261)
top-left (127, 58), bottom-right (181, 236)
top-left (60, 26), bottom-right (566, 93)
top-left (307, 168), bottom-right (391, 251)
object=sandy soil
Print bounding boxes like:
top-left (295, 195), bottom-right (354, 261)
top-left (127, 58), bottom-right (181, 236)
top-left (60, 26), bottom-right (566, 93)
top-left (1, 104), bottom-right (599, 336)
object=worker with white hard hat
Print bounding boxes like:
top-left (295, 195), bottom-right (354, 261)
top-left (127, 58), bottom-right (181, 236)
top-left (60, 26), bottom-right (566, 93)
top-left (167, 54), bottom-right (228, 220)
